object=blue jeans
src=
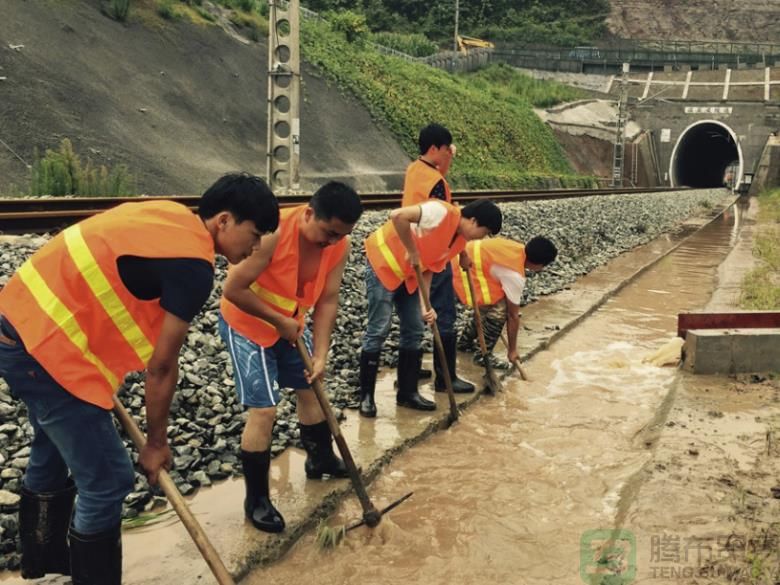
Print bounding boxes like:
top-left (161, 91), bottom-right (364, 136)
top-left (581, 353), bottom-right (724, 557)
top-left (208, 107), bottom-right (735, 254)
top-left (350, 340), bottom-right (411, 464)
top-left (0, 316), bottom-right (134, 534)
top-left (430, 263), bottom-right (456, 336)
top-left (362, 262), bottom-right (425, 353)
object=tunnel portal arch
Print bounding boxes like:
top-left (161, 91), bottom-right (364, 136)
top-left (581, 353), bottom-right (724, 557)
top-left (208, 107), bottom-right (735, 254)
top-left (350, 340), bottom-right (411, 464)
top-left (669, 120), bottom-right (743, 190)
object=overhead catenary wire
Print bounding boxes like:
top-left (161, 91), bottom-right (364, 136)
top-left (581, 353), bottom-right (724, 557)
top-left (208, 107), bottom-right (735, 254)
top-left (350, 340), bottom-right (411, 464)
top-left (0, 136), bottom-right (31, 169)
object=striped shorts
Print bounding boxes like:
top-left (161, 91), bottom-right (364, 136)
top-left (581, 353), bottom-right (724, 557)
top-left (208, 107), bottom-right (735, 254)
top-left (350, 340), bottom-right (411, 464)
top-left (218, 313), bottom-right (313, 408)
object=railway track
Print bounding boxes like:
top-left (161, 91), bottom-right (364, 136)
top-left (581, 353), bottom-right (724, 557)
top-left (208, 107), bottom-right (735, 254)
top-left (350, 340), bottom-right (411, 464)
top-left (0, 187), bottom-right (686, 234)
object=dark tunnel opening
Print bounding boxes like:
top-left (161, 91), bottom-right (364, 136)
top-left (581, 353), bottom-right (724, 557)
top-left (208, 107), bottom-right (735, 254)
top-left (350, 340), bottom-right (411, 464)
top-left (671, 122), bottom-right (741, 188)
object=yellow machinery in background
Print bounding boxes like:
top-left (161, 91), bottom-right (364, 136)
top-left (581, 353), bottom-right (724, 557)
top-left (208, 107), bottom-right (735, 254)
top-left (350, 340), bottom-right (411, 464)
top-left (457, 35), bottom-right (495, 53)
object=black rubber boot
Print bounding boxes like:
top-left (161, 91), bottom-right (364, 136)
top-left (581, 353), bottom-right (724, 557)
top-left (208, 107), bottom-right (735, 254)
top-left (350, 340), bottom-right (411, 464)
top-left (19, 478), bottom-right (76, 579)
top-left (299, 421), bottom-right (349, 479)
top-left (239, 450), bottom-right (285, 533)
top-left (396, 348), bottom-right (436, 411)
top-left (69, 523), bottom-right (122, 585)
top-left (358, 350), bottom-right (380, 418)
top-left (434, 333), bottom-right (475, 394)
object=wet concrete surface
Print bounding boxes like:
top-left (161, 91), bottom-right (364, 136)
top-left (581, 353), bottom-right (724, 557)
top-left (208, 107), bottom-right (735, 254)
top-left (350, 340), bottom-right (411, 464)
top-left (6, 193), bottom-right (759, 584)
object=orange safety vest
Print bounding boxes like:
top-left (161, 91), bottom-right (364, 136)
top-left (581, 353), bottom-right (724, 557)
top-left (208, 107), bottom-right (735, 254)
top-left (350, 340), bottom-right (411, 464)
top-left (401, 159), bottom-right (451, 206)
top-left (0, 201), bottom-right (215, 409)
top-left (220, 205), bottom-right (348, 348)
top-left (453, 238), bottom-right (526, 307)
top-left (365, 201), bottom-right (465, 293)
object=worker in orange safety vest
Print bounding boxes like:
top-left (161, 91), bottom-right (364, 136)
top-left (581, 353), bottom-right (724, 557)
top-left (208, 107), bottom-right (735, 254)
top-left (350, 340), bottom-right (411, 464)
top-left (454, 236), bottom-right (558, 368)
top-left (219, 182), bottom-right (363, 533)
top-left (357, 198), bottom-right (502, 418)
top-left (0, 173), bottom-right (279, 585)
top-left (400, 123), bottom-right (477, 393)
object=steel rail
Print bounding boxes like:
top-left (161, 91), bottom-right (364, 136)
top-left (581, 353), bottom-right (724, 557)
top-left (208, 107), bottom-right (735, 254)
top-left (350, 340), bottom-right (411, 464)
top-left (0, 187), bottom-right (688, 234)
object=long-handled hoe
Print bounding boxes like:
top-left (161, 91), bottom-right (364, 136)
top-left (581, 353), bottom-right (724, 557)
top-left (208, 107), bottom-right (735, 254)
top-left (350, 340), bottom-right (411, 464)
top-left (113, 395), bottom-right (235, 585)
top-left (412, 264), bottom-right (460, 424)
top-left (462, 269), bottom-right (503, 394)
top-left (294, 339), bottom-right (413, 548)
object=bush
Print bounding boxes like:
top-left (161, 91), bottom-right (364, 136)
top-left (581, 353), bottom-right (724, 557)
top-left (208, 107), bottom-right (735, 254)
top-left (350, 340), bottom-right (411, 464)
top-left (371, 32), bottom-right (438, 58)
top-left (30, 139), bottom-right (135, 197)
top-left (157, 0), bottom-right (182, 20)
top-left (327, 10), bottom-right (369, 44)
top-left (107, 0), bottom-right (130, 21)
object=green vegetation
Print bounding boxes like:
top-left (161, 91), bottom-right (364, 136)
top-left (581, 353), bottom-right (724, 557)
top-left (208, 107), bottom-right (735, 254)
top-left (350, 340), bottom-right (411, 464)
top-left (302, 19), bottom-right (590, 188)
top-left (30, 139), bottom-right (135, 197)
top-left (372, 32), bottom-right (438, 58)
top-left (106, 0), bottom-right (130, 22)
top-left (122, 507), bottom-right (176, 529)
top-left (157, 0), bottom-right (182, 20)
top-left (461, 64), bottom-right (584, 108)
top-left (114, 0), bottom-right (268, 36)
top-left (304, 0), bottom-right (609, 47)
top-left (326, 10), bottom-right (370, 44)
top-left (741, 189), bottom-right (780, 310)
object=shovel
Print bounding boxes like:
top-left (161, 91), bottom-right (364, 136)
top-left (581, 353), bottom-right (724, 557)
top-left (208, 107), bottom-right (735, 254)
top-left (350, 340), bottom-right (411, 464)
top-left (112, 396), bottom-right (235, 585)
top-left (412, 264), bottom-right (459, 424)
top-left (499, 332), bottom-right (530, 381)
top-left (294, 338), bottom-right (412, 542)
top-left (462, 269), bottom-right (503, 394)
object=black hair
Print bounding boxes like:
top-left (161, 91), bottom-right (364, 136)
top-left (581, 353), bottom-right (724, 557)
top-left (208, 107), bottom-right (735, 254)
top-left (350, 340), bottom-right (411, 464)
top-left (198, 173), bottom-right (279, 234)
top-left (525, 236), bottom-right (558, 266)
top-left (310, 181), bottom-right (363, 225)
top-left (418, 123), bottom-right (453, 155)
top-left (461, 199), bottom-right (502, 235)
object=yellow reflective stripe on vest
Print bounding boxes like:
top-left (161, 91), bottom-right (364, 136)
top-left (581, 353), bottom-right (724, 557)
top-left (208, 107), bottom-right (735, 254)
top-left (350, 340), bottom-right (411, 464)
top-left (459, 269), bottom-right (473, 306)
top-left (249, 282), bottom-right (297, 313)
top-left (17, 260), bottom-right (119, 389)
top-left (64, 226), bottom-right (154, 363)
top-left (473, 241), bottom-right (492, 305)
top-left (376, 224), bottom-right (405, 281)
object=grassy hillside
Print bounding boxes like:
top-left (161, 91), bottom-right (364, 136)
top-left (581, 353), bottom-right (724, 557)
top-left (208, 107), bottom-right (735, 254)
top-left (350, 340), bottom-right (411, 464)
top-left (302, 19), bottom-right (592, 189)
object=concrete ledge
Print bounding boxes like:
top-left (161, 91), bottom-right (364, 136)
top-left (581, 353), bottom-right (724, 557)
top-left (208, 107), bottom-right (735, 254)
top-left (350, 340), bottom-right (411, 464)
top-left (683, 328), bottom-right (780, 374)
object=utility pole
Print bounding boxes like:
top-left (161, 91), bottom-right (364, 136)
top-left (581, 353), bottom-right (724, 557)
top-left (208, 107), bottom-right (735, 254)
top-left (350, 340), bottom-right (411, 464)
top-left (611, 62), bottom-right (630, 187)
top-left (267, 0), bottom-right (301, 193)
top-left (453, 0), bottom-right (459, 52)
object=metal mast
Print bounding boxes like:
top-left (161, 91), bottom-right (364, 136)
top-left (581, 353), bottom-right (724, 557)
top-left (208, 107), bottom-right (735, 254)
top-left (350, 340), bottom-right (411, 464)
top-left (266, 0), bottom-right (301, 193)
top-left (611, 62), bottom-right (630, 187)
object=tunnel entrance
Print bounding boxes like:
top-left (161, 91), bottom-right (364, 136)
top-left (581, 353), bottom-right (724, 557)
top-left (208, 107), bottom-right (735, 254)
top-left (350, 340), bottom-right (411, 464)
top-left (670, 120), bottom-right (743, 189)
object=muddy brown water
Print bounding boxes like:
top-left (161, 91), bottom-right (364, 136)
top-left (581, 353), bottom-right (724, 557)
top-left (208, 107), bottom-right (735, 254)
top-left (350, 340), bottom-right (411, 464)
top-left (236, 207), bottom-right (746, 585)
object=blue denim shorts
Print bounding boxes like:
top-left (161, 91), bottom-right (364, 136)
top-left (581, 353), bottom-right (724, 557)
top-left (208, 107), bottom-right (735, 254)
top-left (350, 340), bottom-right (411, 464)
top-left (218, 314), bottom-right (313, 408)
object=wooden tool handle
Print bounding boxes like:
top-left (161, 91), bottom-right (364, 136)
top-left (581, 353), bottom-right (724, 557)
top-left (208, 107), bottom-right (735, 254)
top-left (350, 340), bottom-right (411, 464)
top-left (463, 269), bottom-right (490, 356)
top-left (294, 339), bottom-right (379, 522)
top-left (499, 333), bottom-right (529, 381)
top-left (112, 396), bottom-right (235, 585)
top-left (412, 264), bottom-right (459, 422)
